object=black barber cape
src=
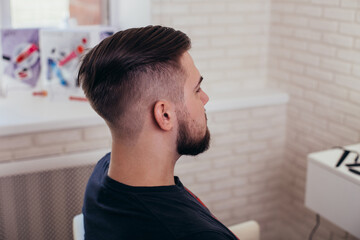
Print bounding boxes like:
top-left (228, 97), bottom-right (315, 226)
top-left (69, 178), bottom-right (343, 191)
top-left (82, 153), bottom-right (239, 240)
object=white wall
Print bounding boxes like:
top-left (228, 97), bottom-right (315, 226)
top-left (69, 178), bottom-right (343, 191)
top-left (151, 0), bottom-right (270, 98)
top-left (268, 0), bottom-right (360, 239)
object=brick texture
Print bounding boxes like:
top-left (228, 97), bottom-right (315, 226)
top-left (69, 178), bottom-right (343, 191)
top-left (269, 0), bottom-right (360, 239)
top-left (152, 0), bottom-right (270, 96)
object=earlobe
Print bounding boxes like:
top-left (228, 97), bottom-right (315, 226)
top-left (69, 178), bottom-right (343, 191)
top-left (154, 101), bottom-right (173, 131)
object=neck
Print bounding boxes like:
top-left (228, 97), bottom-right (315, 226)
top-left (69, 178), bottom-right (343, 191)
top-left (108, 136), bottom-right (180, 187)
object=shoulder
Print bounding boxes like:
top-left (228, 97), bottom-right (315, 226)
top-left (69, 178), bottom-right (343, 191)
top-left (178, 231), bottom-right (235, 240)
top-left (90, 152), bottom-right (111, 178)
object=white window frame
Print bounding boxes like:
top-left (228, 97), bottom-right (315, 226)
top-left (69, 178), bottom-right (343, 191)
top-left (0, 0), bottom-right (12, 28)
top-left (109, 0), bottom-right (151, 29)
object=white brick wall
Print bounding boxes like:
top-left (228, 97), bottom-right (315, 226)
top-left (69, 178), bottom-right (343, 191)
top-left (34, 129), bottom-right (82, 146)
top-left (0, 0), bottom-right (359, 239)
top-left (152, 0), bottom-right (270, 97)
top-left (0, 127), bottom-right (112, 162)
top-left (269, 0), bottom-right (360, 239)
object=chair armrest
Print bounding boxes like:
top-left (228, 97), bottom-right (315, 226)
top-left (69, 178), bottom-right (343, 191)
top-left (73, 214), bottom-right (85, 240)
top-left (228, 220), bottom-right (260, 240)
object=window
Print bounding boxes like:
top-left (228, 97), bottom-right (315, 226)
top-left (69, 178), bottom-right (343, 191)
top-left (10, 0), bottom-right (70, 28)
top-left (0, 0), bottom-right (151, 33)
top-left (2, 0), bottom-right (108, 28)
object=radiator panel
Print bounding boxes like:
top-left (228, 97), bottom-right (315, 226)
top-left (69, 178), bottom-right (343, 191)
top-left (0, 165), bottom-right (95, 240)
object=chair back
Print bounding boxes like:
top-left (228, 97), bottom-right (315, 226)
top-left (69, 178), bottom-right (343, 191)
top-left (228, 220), bottom-right (260, 240)
top-left (72, 213), bottom-right (260, 240)
top-left (73, 214), bottom-right (84, 240)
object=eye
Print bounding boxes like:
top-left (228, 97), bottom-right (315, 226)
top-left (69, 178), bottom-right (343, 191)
top-left (196, 87), bottom-right (201, 93)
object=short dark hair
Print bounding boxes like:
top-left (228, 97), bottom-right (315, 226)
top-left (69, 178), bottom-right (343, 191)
top-left (77, 26), bottom-right (191, 139)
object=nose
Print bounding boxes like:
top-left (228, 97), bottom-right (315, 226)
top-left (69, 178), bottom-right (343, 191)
top-left (201, 90), bottom-right (209, 105)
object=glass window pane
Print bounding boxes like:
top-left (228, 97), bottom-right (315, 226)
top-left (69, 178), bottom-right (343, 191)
top-left (10, 0), bottom-right (70, 28)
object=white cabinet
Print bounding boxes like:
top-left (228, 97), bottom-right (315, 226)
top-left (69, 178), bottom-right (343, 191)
top-left (305, 144), bottom-right (360, 238)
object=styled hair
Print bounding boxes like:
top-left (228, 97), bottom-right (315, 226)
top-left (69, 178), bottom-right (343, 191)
top-left (77, 25), bottom-right (191, 139)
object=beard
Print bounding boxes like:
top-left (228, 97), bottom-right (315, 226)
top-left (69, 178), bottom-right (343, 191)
top-left (176, 114), bottom-right (211, 156)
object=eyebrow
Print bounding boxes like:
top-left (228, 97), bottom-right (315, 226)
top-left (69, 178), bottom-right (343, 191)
top-left (194, 76), bottom-right (203, 91)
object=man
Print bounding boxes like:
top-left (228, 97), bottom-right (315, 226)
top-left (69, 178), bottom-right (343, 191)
top-left (78, 25), bottom-right (239, 240)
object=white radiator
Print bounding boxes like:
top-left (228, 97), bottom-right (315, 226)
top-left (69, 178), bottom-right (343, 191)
top-left (0, 148), bottom-right (109, 240)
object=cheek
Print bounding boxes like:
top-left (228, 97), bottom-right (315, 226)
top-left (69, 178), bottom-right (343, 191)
top-left (193, 106), bottom-right (205, 121)
top-left (194, 109), bottom-right (207, 128)
top-left (184, 99), bottom-right (206, 123)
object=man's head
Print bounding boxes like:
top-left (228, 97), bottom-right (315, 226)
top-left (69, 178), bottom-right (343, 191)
top-left (78, 25), bottom-right (210, 156)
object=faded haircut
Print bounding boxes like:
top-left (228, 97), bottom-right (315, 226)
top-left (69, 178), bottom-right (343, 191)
top-left (77, 26), bottom-right (191, 139)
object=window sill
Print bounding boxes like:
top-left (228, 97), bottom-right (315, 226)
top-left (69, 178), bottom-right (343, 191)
top-left (0, 89), bottom-right (289, 137)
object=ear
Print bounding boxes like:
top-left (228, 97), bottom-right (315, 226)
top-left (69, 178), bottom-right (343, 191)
top-left (153, 100), bottom-right (174, 131)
